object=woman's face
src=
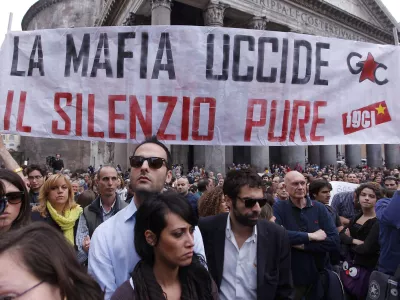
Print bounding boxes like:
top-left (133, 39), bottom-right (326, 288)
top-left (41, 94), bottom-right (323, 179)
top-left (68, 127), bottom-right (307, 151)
top-left (153, 212), bottom-right (195, 268)
top-left (0, 251), bottom-right (62, 300)
top-left (0, 180), bottom-right (22, 232)
top-left (375, 176), bottom-right (382, 184)
top-left (219, 194), bottom-right (229, 213)
top-left (358, 188), bottom-right (377, 209)
top-left (332, 175), bottom-right (337, 181)
top-left (47, 178), bottom-right (69, 210)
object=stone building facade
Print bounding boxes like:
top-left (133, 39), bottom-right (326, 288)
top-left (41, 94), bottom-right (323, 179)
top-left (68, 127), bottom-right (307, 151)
top-left (21, 0), bottom-right (400, 172)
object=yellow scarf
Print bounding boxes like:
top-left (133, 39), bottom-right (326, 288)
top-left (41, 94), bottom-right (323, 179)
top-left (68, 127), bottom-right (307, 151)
top-left (46, 201), bottom-right (83, 245)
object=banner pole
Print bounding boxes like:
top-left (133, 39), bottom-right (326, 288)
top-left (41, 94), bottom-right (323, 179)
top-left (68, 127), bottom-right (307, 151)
top-left (7, 12), bottom-right (13, 33)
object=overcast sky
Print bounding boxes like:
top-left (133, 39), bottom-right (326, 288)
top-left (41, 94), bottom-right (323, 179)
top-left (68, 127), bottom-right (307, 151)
top-left (0, 0), bottom-right (399, 44)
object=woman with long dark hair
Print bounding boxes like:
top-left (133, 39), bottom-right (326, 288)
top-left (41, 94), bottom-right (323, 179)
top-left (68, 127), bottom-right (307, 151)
top-left (0, 222), bottom-right (103, 299)
top-left (111, 191), bottom-right (218, 299)
top-left (0, 169), bottom-right (30, 233)
top-left (339, 183), bottom-right (382, 300)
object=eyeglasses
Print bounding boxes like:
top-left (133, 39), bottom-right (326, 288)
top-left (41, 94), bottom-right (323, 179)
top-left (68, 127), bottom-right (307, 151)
top-left (237, 196), bottom-right (267, 208)
top-left (28, 175), bottom-right (43, 181)
top-left (0, 191), bottom-right (24, 212)
top-left (0, 280), bottom-right (44, 300)
top-left (129, 156), bottom-right (168, 169)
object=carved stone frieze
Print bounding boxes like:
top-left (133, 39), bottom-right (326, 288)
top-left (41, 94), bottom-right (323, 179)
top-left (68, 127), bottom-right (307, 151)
top-left (123, 12), bottom-right (136, 26)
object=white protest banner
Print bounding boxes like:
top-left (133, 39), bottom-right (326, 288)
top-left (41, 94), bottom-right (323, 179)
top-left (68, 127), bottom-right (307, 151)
top-left (329, 181), bottom-right (359, 205)
top-left (0, 26), bottom-right (399, 145)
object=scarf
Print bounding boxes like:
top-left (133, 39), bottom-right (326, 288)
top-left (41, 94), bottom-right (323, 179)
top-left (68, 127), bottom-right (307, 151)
top-left (46, 201), bottom-right (82, 245)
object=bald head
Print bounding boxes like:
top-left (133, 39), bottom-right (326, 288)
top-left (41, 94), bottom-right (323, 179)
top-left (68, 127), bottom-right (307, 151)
top-left (284, 171), bottom-right (307, 200)
top-left (176, 177), bottom-right (190, 196)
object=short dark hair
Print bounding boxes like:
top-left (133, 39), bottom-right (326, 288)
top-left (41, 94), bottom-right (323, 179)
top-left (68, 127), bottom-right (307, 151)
top-left (197, 178), bottom-right (209, 193)
top-left (26, 164), bottom-right (47, 177)
top-left (384, 176), bottom-right (398, 184)
top-left (97, 165), bottom-right (118, 179)
top-left (309, 180), bottom-right (332, 199)
top-left (223, 169), bottom-right (262, 201)
top-left (0, 223), bottom-right (103, 299)
top-left (0, 169), bottom-right (30, 229)
top-left (133, 136), bottom-right (172, 170)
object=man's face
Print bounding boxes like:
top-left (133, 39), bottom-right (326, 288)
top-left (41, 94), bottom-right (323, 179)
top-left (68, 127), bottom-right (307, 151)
top-left (394, 169), bottom-right (399, 175)
top-left (262, 176), bottom-right (269, 182)
top-left (347, 174), bottom-right (358, 184)
top-left (317, 171), bottom-right (322, 177)
top-left (27, 170), bottom-right (44, 192)
top-left (338, 170), bottom-right (344, 177)
top-left (322, 175), bottom-right (329, 181)
top-left (208, 178), bottom-right (214, 189)
top-left (384, 180), bottom-right (397, 190)
top-left (209, 172), bottom-right (214, 178)
top-left (314, 187), bottom-right (331, 205)
top-left (272, 177), bottom-right (280, 190)
top-left (226, 185), bottom-right (263, 228)
top-left (276, 182), bottom-right (288, 200)
top-left (130, 143), bottom-right (172, 193)
top-left (71, 183), bottom-right (79, 194)
top-left (218, 178), bottom-right (224, 186)
top-left (285, 173), bottom-right (306, 199)
top-left (217, 173), bottom-right (223, 180)
top-left (97, 167), bottom-right (118, 198)
top-left (56, 154), bottom-right (60, 159)
top-left (176, 178), bottom-right (189, 195)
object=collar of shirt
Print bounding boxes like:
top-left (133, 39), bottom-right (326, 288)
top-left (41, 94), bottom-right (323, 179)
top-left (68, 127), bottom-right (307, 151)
top-left (100, 198), bottom-right (117, 214)
top-left (123, 197), bottom-right (137, 222)
top-left (225, 213), bottom-right (257, 243)
top-left (289, 197), bottom-right (313, 209)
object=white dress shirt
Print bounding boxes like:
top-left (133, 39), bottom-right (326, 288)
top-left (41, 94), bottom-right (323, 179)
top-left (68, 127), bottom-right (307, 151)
top-left (88, 199), bottom-right (205, 300)
top-left (219, 214), bottom-right (257, 300)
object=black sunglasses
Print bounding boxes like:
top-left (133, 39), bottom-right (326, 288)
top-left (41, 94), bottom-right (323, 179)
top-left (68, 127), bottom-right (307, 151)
top-left (129, 156), bottom-right (168, 169)
top-left (237, 196), bottom-right (267, 208)
top-left (0, 192), bottom-right (24, 214)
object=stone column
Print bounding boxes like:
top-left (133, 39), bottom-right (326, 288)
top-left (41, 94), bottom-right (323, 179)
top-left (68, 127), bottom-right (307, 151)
top-left (320, 145), bottom-right (337, 167)
top-left (193, 146), bottom-right (206, 168)
top-left (345, 145), bottom-right (361, 168)
top-left (308, 146), bottom-right (320, 166)
top-left (280, 146), bottom-right (305, 169)
top-left (205, 146), bottom-right (226, 175)
top-left (248, 16), bottom-right (267, 30)
top-left (225, 147), bottom-right (233, 170)
top-left (151, 0), bottom-right (172, 25)
top-left (251, 147), bottom-right (269, 172)
top-left (366, 144), bottom-right (382, 168)
top-left (202, 0), bottom-right (227, 174)
top-left (203, 1), bottom-right (228, 27)
top-left (384, 144), bottom-right (400, 169)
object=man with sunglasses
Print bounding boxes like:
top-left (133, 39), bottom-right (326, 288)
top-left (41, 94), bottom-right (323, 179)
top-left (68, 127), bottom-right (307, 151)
top-left (199, 169), bottom-right (293, 300)
top-left (273, 171), bottom-right (340, 300)
top-left (88, 136), bottom-right (205, 300)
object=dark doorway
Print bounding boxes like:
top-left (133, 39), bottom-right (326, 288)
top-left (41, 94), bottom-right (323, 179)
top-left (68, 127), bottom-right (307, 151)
top-left (233, 146), bottom-right (251, 164)
top-left (171, 2), bottom-right (204, 26)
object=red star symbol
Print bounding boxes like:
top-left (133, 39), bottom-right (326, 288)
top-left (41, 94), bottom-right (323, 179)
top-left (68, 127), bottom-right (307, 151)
top-left (359, 53), bottom-right (379, 83)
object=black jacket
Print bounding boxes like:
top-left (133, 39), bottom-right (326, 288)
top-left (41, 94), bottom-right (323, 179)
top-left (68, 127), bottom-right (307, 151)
top-left (83, 194), bottom-right (128, 237)
top-left (339, 213), bottom-right (380, 268)
top-left (199, 213), bottom-right (294, 300)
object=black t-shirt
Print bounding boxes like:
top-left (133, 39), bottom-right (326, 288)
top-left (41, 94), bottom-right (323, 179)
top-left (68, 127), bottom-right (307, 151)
top-left (52, 159), bottom-right (64, 171)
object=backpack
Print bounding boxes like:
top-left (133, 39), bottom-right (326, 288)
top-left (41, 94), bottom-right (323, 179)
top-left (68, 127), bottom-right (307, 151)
top-left (366, 266), bottom-right (400, 300)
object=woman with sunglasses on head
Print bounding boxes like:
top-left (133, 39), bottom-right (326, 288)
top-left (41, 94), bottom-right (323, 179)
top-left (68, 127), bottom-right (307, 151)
top-left (31, 174), bottom-right (82, 247)
top-left (0, 169), bottom-right (30, 233)
top-left (111, 190), bottom-right (218, 300)
top-left (0, 222), bottom-right (103, 300)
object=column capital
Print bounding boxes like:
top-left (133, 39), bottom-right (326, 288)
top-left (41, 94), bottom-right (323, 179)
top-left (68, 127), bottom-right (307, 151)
top-left (151, 0), bottom-right (172, 11)
top-left (204, 1), bottom-right (229, 27)
top-left (248, 16), bottom-right (268, 30)
top-left (123, 12), bottom-right (136, 26)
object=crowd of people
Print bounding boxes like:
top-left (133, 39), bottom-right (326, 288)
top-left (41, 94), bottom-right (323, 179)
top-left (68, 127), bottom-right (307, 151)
top-left (0, 136), bottom-right (400, 300)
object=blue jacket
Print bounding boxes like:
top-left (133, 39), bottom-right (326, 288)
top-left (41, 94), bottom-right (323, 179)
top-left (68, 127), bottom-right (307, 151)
top-left (274, 198), bottom-right (340, 286)
top-left (376, 192), bottom-right (400, 275)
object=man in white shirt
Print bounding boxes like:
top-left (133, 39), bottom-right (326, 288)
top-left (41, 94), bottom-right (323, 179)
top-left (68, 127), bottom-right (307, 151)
top-left (199, 169), bottom-right (293, 300)
top-left (88, 136), bottom-right (205, 299)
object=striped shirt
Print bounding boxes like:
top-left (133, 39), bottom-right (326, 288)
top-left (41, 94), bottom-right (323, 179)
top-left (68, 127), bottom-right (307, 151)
top-left (331, 191), bottom-right (359, 220)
